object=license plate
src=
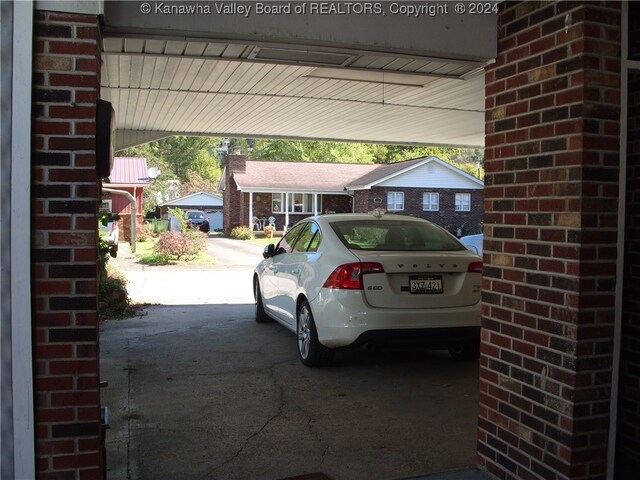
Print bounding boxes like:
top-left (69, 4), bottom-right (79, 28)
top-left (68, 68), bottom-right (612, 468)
top-left (409, 275), bottom-right (443, 294)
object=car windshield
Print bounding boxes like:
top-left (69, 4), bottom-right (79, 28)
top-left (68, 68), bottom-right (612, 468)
top-left (330, 220), bottom-right (465, 251)
top-left (188, 212), bottom-right (205, 219)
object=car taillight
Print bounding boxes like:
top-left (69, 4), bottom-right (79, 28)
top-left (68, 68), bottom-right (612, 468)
top-left (323, 262), bottom-right (385, 290)
top-left (467, 261), bottom-right (483, 274)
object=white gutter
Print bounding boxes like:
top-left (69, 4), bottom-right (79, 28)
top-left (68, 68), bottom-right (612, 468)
top-left (103, 188), bottom-right (136, 252)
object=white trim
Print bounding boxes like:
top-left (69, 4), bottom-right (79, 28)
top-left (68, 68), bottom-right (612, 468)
top-left (422, 192), bottom-right (440, 211)
top-left (12, 1), bottom-right (35, 477)
top-left (236, 186), bottom-right (350, 195)
top-left (284, 193), bottom-right (290, 229)
top-left (35, 0), bottom-right (104, 14)
top-left (159, 191), bottom-right (223, 207)
top-left (249, 191), bottom-right (254, 229)
top-left (348, 156), bottom-right (484, 190)
top-left (386, 191), bottom-right (404, 211)
top-left (454, 192), bottom-right (472, 212)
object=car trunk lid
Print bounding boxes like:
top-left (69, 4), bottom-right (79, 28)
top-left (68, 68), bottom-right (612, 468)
top-left (352, 250), bottom-right (482, 309)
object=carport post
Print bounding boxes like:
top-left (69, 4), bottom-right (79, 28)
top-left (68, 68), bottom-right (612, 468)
top-left (103, 187), bottom-right (137, 252)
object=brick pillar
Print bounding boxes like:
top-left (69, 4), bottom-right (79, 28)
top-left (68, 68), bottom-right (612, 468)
top-left (480, 2), bottom-right (621, 479)
top-left (32, 11), bottom-right (103, 479)
top-left (222, 154), bottom-right (247, 232)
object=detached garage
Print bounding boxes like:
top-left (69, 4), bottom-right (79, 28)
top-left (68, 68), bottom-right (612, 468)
top-left (159, 191), bottom-right (224, 231)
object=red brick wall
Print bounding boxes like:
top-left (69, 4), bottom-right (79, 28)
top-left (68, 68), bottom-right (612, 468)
top-left (104, 187), bottom-right (144, 215)
top-left (32, 11), bottom-right (103, 479)
top-left (366, 186), bottom-right (483, 235)
top-left (222, 155), bottom-right (247, 232)
top-left (480, 2), bottom-right (621, 479)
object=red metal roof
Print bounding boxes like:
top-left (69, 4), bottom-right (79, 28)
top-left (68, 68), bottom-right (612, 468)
top-left (108, 157), bottom-right (150, 186)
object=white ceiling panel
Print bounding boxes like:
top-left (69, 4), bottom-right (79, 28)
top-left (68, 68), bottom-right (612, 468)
top-left (101, 37), bottom-right (487, 150)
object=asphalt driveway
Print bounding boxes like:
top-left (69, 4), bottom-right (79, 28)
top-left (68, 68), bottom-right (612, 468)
top-left (100, 236), bottom-right (480, 480)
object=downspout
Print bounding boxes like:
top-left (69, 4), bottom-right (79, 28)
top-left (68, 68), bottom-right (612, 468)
top-left (343, 187), bottom-right (355, 212)
top-left (103, 187), bottom-right (136, 253)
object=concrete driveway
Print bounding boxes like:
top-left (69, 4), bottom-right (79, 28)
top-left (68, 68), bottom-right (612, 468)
top-left (121, 236), bottom-right (264, 304)
top-left (100, 237), bottom-right (480, 480)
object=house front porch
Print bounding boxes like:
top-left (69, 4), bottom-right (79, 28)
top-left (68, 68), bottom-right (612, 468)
top-left (246, 191), bottom-right (353, 232)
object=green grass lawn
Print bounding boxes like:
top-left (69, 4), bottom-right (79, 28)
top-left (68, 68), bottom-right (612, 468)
top-left (135, 238), bottom-right (216, 266)
top-left (246, 236), bottom-right (279, 248)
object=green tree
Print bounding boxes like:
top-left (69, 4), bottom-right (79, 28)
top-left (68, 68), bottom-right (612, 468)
top-left (190, 149), bottom-right (222, 182)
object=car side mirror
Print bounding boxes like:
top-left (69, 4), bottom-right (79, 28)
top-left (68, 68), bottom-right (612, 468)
top-left (263, 244), bottom-right (276, 258)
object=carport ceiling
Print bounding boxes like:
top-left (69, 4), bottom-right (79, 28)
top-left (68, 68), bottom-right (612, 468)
top-left (101, 37), bottom-right (488, 150)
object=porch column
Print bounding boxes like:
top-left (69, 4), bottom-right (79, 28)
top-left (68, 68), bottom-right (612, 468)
top-left (314, 193), bottom-right (319, 215)
top-left (32, 10), bottom-right (104, 479)
top-left (285, 192), bottom-right (290, 230)
top-left (479, 2), bottom-right (621, 479)
top-left (249, 191), bottom-right (254, 229)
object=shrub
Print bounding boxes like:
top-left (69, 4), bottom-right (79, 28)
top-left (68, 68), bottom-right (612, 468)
top-left (144, 219), bottom-right (169, 236)
top-left (99, 265), bottom-right (135, 320)
top-left (153, 230), bottom-right (207, 260)
top-left (230, 226), bottom-right (254, 240)
top-left (263, 225), bottom-right (276, 238)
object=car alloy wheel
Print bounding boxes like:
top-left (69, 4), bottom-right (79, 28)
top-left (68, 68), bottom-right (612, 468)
top-left (297, 300), bottom-right (333, 367)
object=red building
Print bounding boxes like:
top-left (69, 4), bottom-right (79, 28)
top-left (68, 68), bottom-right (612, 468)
top-left (103, 157), bottom-right (149, 241)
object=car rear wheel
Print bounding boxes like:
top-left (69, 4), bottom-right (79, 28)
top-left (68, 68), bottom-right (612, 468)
top-left (448, 341), bottom-right (480, 361)
top-left (297, 301), bottom-right (334, 367)
top-left (254, 279), bottom-right (272, 323)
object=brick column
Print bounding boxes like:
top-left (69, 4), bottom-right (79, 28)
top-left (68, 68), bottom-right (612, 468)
top-left (32, 11), bottom-right (103, 479)
top-left (222, 154), bottom-right (247, 232)
top-left (480, 2), bottom-right (621, 479)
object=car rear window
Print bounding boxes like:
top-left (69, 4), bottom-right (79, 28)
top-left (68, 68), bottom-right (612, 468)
top-left (330, 220), bottom-right (465, 251)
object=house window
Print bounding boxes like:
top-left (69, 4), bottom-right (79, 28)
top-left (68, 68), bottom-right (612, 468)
top-left (99, 199), bottom-right (112, 213)
top-left (455, 193), bottom-right (471, 212)
top-left (272, 193), bottom-right (319, 214)
top-left (422, 193), bottom-right (439, 211)
top-left (387, 192), bottom-right (404, 211)
top-left (272, 195), bottom-right (282, 213)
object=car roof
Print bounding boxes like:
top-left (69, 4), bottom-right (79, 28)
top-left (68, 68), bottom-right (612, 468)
top-left (314, 213), bottom-right (429, 224)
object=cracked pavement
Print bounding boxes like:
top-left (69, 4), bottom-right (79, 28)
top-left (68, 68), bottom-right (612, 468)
top-left (100, 238), bottom-right (479, 480)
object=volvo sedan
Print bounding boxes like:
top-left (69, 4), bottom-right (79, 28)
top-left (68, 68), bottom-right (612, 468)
top-left (253, 213), bottom-right (483, 367)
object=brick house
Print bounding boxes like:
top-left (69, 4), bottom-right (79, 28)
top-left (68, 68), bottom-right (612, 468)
top-left (220, 155), bottom-right (484, 235)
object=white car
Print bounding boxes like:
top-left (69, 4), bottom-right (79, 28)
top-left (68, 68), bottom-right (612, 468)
top-left (253, 213), bottom-right (483, 367)
top-left (459, 233), bottom-right (483, 256)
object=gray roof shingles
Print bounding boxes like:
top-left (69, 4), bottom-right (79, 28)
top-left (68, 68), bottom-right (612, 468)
top-left (233, 157), bottom-right (438, 191)
top-left (233, 160), bottom-right (379, 192)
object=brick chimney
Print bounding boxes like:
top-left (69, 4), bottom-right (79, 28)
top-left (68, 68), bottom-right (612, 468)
top-left (223, 155), bottom-right (247, 232)
top-left (226, 154), bottom-right (246, 173)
